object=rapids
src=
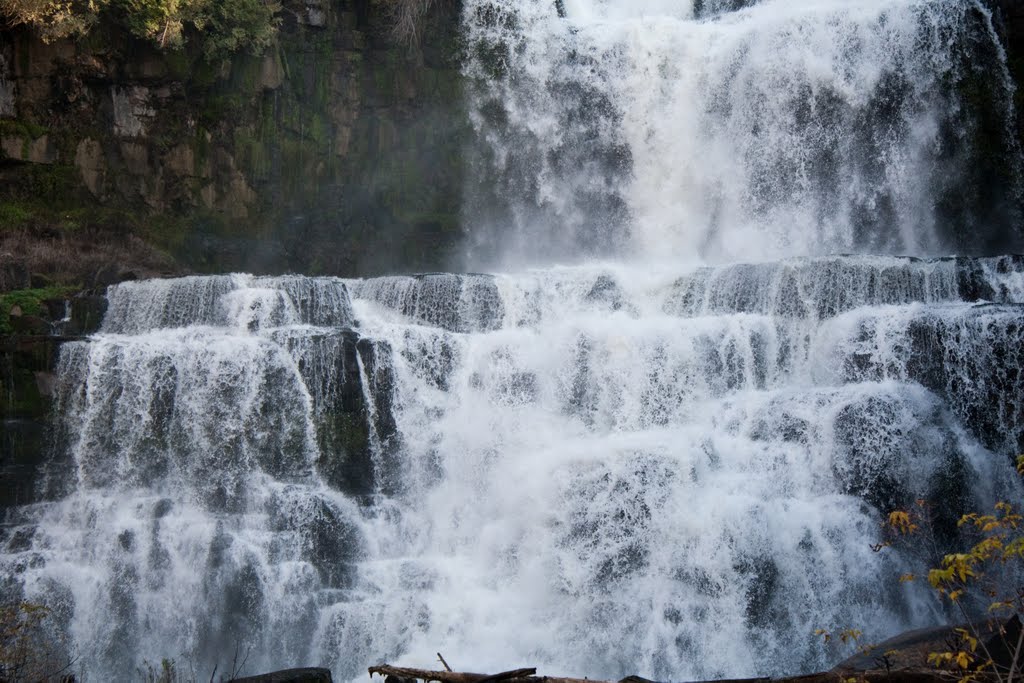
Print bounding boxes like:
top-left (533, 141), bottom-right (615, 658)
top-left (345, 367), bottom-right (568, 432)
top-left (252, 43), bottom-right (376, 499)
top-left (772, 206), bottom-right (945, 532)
top-left (3, 0), bottom-right (1024, 681)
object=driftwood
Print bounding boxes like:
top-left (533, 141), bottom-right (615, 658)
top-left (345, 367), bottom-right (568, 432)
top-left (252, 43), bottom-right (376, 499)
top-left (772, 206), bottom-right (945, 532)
top-left (368, 664), bottom-right (627, 683)
top-left (370, 620), bottom-right (1023, 683)
top-left (369, 666), bottom-right (539, 683)
top-left (370, 664), bottom-right (997, 683)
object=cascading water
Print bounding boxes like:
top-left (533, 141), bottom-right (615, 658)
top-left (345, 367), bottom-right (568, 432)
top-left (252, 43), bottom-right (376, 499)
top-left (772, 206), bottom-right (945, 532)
top-left (463, 0), bottom-right (1021, 264)
top-left (4, 0), bottom-right (1024, 681)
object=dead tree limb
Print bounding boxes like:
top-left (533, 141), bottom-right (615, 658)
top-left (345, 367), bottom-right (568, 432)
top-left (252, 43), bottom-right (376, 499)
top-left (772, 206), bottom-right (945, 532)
top-left (369, 666), bottom-right (537, 683)
top-left (370, 664), bottom-right (1002, 683)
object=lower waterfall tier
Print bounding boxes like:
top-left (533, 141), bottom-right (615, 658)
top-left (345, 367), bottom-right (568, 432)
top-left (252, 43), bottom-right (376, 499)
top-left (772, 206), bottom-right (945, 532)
top-left (3, 257), bottom-right (1023, 681)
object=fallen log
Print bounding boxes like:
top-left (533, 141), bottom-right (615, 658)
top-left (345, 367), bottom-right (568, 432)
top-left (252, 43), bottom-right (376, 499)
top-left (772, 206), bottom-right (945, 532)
top-left (368, 664), bottom-right (621, 683)
top-left (370, 664), bottom-right (998, 683)
top-left (370, 620), bottom-right (1022, 683)
top-left (369, 666), bottom-right (537, 683)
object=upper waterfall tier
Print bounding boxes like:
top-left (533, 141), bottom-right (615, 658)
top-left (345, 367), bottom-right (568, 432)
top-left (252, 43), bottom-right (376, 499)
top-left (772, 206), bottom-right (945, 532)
top-left (462, 0), bottom-right (1021, 265)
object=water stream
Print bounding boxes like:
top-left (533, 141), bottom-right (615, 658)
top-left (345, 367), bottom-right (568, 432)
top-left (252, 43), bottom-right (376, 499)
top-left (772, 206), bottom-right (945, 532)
top-left (3, 0), bottom-right (1024, 680)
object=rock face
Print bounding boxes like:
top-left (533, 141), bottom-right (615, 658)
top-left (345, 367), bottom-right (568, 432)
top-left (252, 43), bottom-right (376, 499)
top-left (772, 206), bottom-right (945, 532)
top-left (0, 291), bottom-right (106, 507)
top-left (0, 0), bottom-right (466, 277)
top-left (991, 0), bottom-right (1024, 144)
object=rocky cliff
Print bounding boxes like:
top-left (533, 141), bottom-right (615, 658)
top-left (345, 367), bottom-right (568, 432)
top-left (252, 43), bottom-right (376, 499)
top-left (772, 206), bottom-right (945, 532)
top-left (0, 0), bottom-right (465, 507)
top-left (0, 0), bottom-right (465, 284)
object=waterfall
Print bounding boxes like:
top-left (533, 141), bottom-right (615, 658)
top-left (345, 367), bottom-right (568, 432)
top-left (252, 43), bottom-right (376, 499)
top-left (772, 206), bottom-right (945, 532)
top-left (4, 0), bottom-right (1024, 681)
top-left (3, 258), bottom-right (1022, 679)
top-left (462, 0), bottom-right (1021, 265)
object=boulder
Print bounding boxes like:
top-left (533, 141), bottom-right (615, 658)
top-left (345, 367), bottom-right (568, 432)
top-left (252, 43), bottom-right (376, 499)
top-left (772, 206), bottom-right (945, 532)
top-left (834, 617), bottom-right (1019, 674)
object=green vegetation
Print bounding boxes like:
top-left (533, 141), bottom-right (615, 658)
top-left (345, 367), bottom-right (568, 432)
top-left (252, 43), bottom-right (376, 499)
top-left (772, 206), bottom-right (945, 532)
top-left (0, 285), bottom-right (78, 333)
top-left (0, 119), bottom-right (47, 139)
top-left (0, 0), bottom-right (442, 57)
top-left (0, 0), bottom-right (281, 58)
top-left (0, 202), bottom-right (32, 228)
top-left (0, 602), bottom-right (74, 681)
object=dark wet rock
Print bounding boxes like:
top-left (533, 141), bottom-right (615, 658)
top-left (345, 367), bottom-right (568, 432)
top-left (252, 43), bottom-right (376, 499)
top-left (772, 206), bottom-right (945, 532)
top-left (231, 668), bottom-right (332, 683)
top-left (955, 256), bottom-right (997, 301)
top-left (290, 329), bottom-right (376, 496)
top-left (586, 274), bottom-right (626, 311)
top-left (153, 498), bottom-right (173, 518)
top-left (267, 489), bottom-right (363, 589)
top-left (835, 617), bottom-right (1017, 673)
top-left (831, 396), bottom-right (911, 514)
top-left (93, 263), bottom-right (139, 288)
top-left (839, 306), bottom-right (1024, 454)
top-left (0, 256), bottom-right (30, 292)
top-left (9, 314), bottom-right (50, 335)
top-left (5, 525), bottom-right (36, 552)
top-left (734, 555), bottom-right (780, 629)
top-left (354, 273), bottom-right (504, 333)
top-left (400, 329), bottom-right (459, 393)
top-left (66, 294), bottom-right (108, 335)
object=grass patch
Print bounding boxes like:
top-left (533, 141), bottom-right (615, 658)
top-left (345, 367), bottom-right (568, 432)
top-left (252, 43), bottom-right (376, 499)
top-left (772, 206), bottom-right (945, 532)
top-left (0, 203), bottom-right (33, 229)
top-left (0, 119), bottom-right (48, 140)
top-left (0, 286), bottom-right (79, 334)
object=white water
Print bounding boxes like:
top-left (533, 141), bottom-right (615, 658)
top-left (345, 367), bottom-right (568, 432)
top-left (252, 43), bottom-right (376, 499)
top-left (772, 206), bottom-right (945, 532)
top-left (3, 257), bottom-right (1023, 680)
top-left (4, 0), bottom-right (1024, 680)
top-left (463, 0), bottom-right (1018, 264)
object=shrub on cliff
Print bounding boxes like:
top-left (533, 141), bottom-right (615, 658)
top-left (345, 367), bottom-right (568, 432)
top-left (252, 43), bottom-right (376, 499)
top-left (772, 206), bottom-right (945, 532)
top-left (386, 0), bottom-right (435, 44)
top-left (0, 0), bottom-right (445, 54)
top-left (0, 0), bottom-right (280, 58)
top-left (0, 0), bottom-right (98, 42)
top-left (859, 460), bottom-right (1024, 683)
top-left (0, 602), bottom-right (75, 681)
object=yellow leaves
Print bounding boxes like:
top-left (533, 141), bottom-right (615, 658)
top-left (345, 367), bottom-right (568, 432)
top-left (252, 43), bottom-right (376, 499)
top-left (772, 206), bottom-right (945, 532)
top-left (814, 628), bottom-right (861, 646)
top-left (928, 555), bottom-right (977, 596)
top-left (960, 503), bottom-right (1021, 534)
top-left (873, 491), bottom-right (1024, 683)
top-left (928, 566), bottom-right (954, 588)
top-left (941, 553), bottom-right (978, 583)
top-left (839, 629), bottom-right (862, 645)
top-left (928, 650), bottom-right (974, 671)
top-left (1016, 454), bottom-right (1024, 475)
top-left (953, 628), bottom-right (978, 652)
top-left (972, 536), bottom-right (1004, 558)
top-left (887, 510), bottom-right (918, 535)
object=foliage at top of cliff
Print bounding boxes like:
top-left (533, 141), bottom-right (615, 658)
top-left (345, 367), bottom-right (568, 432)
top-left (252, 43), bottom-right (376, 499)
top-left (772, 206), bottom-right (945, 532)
top-left (0, 0), bottom-right (280, 58)
top-left (0, 0), bottom-right (444, 56)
